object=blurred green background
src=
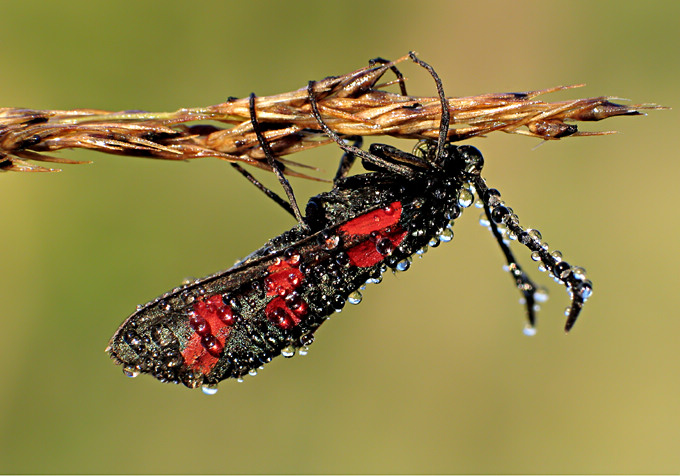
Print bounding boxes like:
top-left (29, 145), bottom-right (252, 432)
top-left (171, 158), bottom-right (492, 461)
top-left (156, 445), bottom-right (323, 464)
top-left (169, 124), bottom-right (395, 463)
top-left (0, 1), bottom-right (677, 473)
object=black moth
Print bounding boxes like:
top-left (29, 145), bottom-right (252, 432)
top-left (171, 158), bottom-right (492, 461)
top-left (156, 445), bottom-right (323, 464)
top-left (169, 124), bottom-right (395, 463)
top-left (107, 53), bottom-right (592, 393)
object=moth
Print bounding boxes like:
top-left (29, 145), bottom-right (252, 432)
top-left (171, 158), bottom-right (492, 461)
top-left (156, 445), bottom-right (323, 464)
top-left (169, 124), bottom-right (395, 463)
top-left (107, 53), bottom-right (591, 393)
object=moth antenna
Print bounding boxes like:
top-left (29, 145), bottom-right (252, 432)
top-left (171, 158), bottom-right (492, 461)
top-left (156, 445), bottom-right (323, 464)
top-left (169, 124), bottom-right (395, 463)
top-left (474, 179), bottom-right (592, 332)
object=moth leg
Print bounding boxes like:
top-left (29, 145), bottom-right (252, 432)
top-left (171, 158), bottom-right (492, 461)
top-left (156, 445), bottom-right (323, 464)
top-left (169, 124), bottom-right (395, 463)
top-left (368, 143), bottom-right (431, 169)
top-left (249, 93), bottom-right (308, 230)
top-left (333, 136), bottom-right (362, 184)
top-left (230, 163), bottom-right (296, 218)
top-left (473, 176), bottom-right (592, 332)
top-left (307, 81), bottom-right (418, 178)
top-left (368, 57), bottom-right (408, 96)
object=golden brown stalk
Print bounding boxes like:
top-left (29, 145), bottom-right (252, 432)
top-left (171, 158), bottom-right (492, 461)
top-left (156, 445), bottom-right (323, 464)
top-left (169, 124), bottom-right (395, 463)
top-left (0, 54), bottom-right (663, 174)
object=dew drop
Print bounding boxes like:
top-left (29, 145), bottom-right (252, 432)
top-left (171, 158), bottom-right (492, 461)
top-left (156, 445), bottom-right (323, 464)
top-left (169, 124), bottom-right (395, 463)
top-left (523, 325), bottom-right (537, 337)
top-left (428, 236), bottom-right (440, 248)
top-left (446, 204), bottom-right (461, 221)
top-left (439, 228), bottom-right (454, 242)
top-left (282, 346), bottom-right (296, 358)
top-left (534, 287), bottom-right (549, 303)
top-left (335, 252), bottom-right (351, 268)
top-left (182, 371), bottom-right (203, 389)
top-left (332, 294), bottom-right (346, 311)
top-left (479, 213), bottom-right (491, 228)
top-left (527, 229), bottom-right (542, 242)
top-left (248, 369), bottom-right (258, 377)
top-left (530, 251), bottom-right (541, 262)
top-left (458, 189), bottom-right (474, 208)
top-left (298, 346), bottom-right (309, 356)
top-left (348, 291), bottom-right (363, 305)
top-left (201, 384), bottom-right (218, 395)
top-left (324, 234), bottom-right (340, 250)
top-left (550, 250), bottom-right (563, 262)
top-left (376, 238), bottom-right (394, 256)
top-left (396, 259), bottom-right (411, 272)
top-left (555, 261), bottom-right (571, 279)
top-left (136, 304), bottom-right (143, 312)
top-left (491, 205), bottom-right (510, 224)
top-left (412, 140), bottom-right (429, 158)
top-left (123, 366), bottom-right (140, 378)
top-left (284, 248), bottom-right (301, 264)
top-left (572, 267), bottom-right (587, 281)
top-left (576, 281), bottom-right (593, 301)
top-left (237, 378), bottom-right (244, 383)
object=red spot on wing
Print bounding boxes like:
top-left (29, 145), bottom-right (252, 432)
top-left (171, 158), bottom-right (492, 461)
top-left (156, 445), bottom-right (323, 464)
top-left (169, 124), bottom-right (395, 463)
top-left (338, 201), bottom-right (402, 236)
top-left (263, 252), bottom-right (308, 329)
top-left (182, 335), bottom-right (219, 375)
top-left (182, 295), bottom-right (234, 374)
top-left (345, 227), bottom-right (407, 267)
top-left (265, 297), bottom-right (302, 329)
top-left (265, 259), bottom-right (304, 297)
top-left (339, 201), bottom-right (407, 268)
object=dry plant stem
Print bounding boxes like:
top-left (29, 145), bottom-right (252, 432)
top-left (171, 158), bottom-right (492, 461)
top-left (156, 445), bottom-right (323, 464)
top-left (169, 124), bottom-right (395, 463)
top-left (0, 54), bottom-right (663, 173)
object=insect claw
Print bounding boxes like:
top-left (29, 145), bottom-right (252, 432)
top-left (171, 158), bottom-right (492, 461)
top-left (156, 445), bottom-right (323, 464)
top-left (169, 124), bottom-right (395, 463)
top-left (564, 299), bottom-right (583, 332)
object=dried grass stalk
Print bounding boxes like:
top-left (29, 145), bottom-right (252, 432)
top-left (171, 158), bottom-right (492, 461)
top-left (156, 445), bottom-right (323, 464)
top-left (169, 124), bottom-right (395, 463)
top-left (0, 53), bottom-right (663, 174)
